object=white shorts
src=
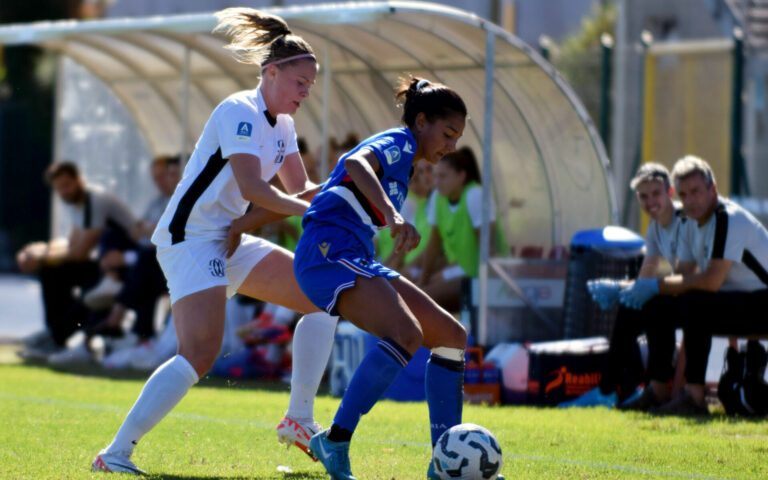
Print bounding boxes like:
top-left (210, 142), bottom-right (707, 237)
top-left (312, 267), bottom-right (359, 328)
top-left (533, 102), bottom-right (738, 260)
top-left (156, 234), bottom-right (276, 304)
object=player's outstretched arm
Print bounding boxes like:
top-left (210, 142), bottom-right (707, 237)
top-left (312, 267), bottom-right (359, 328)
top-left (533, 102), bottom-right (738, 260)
top-left (225, 185), bottom-right (322, 258)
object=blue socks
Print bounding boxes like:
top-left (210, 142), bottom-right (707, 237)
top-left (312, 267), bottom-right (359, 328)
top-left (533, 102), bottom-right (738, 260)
top-left (425, 353), bottom-right (464, 445)
top-left (331, 338), bottom-right (412, 439)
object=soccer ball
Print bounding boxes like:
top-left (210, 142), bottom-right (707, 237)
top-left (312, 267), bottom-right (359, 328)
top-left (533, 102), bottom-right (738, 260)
top-left (432, 423), bottom-right (502, 479)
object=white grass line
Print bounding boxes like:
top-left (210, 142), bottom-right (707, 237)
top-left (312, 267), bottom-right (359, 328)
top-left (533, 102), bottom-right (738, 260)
top-left (0, 392), bottom-right (732, 480)
top-left (0, 392), bottom-right (275, 428)
top-left (504, 454), bottom-right (730, 480)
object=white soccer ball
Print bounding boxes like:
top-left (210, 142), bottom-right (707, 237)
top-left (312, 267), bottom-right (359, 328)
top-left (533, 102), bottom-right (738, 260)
top-left (432, 423), bottom-right (503, 480)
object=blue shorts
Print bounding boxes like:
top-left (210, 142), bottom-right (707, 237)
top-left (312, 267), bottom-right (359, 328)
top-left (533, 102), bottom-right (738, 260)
top-left (294, 223), bottom-right (399, 315)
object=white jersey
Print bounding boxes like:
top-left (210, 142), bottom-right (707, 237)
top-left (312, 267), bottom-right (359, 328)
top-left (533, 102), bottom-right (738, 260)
top-left (678, 198), bottom-right (768, 291)
top-left (644, 204), bottom-right (686, 268)
top-left (152, 88), bottom-right (298, 247)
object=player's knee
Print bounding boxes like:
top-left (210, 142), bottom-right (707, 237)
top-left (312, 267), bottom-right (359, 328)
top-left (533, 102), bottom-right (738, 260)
top-left (433, 313), bottom-right (467, 349)
top-left (395, 323), bottom-right (424, 354)
top-left (178, 344), bottom-right (219, 377)
top-left (445, 319), bottom-right (468, 349)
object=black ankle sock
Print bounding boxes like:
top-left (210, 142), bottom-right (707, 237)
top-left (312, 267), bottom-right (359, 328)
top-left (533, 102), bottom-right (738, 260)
top-left (328, 424), bottom-right (352, 443)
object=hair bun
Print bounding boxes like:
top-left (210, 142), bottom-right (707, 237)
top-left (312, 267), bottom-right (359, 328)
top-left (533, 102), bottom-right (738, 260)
top-left (416, 79), bottom-right (430, 90)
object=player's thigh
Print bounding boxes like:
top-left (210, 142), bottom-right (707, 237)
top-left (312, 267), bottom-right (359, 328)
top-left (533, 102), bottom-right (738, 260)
top-left (172, 286), bottom-right (227, 374)
top-left (390, 275), bottom-right (466, 350)
top-left (236, 246), bottom-right (319, 314)
top-left (336, 275), bottom-right (423, 353)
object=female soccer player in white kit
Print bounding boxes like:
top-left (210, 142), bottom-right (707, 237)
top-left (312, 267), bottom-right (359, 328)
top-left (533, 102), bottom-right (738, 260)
top-left (91, 8), bottom-right (337, 474)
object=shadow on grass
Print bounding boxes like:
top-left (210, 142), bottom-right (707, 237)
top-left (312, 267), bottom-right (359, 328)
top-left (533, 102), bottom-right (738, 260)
top-left (146, 472), bottom-right (328, 479)
top-left (5, 342), bottom-right (328, 395)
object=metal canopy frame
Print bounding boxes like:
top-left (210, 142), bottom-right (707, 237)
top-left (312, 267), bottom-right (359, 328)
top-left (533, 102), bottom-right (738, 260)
top-left (0, 1), bottom-right (618, 345)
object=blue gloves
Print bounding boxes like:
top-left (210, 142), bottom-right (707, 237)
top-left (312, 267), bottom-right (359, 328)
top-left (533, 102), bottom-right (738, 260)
top-left (586, 279), bottom-right (621, 310)
top-left (619, 278), bottom-right (659, 310)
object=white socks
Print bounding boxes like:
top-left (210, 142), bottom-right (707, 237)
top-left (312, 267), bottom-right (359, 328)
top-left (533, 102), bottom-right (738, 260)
top-left (106, 355), bottom-right (199, 455)
top-left (286, 312), bottom-right (338, 420)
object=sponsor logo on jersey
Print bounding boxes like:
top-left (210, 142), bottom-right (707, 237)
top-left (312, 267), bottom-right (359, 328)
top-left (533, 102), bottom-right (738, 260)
top-left (403, 141), bottom-right (414, 154)
top-left (383, 146), bottom-right (401, 165)
top-left (318, 242), bottom-right (330, 257)
top-left (209, 258), bottom-right (225, 277)
top-left (236, 122), bottom-right (253, 142)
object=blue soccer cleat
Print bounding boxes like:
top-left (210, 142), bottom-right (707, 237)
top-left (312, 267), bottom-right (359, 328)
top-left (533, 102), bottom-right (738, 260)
top-left (309, 429), bottom-right (356, 480)
top-left (619, 387), bottom-right (643, 408)
top-left (427, 459), bottom-right (439, 479)
top-left (559, 387), bottom-right (617, 408)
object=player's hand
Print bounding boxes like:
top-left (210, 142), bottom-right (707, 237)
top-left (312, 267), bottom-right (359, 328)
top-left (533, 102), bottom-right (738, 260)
top-left (392, 222), bottom-right (421, 254)
top-left (586, 278), bottom-right (621, 310)
top-left (16, 242), bottom-right (47, 273)
top-left (225, 218), bottom-right (245, 259)
top-left (387, 212), bottom-right (420, 254)
top-left (619, 278), bottom-right (659, 310)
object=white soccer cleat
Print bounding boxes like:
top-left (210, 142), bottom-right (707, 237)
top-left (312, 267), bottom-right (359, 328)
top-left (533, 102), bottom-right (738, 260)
top-left (91, 449), bottom-right (146, 475)
top-left (276, 416), bottom-right (322, 461)
top-left (47, 341), bottom-right (93, 365)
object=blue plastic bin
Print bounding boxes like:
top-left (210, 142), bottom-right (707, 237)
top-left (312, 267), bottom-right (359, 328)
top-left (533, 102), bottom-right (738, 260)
top-left (563, 226), bottom-right (645, 338)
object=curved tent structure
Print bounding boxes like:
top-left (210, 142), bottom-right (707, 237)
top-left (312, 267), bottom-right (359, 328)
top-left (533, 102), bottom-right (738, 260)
top-left (0, 0), bottom-right (616, 249)
top-left (0, 1), bottom-right (617, 339)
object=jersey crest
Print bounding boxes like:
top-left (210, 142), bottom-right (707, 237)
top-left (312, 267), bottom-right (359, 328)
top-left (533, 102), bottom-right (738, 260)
top-left (275, 139), bottom-right (286, 164)
top-left (383, 146), bottom-right (401, 165)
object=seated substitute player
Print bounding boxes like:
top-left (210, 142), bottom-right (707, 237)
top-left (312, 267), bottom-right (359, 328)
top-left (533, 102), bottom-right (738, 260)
top-left (419, 146), bottom-right (506, 312)
top-left (620, 156), bottom-right (768, 415)
top-left (293, 77), bottom-right (469, 480)
top-left (90, 8), bottom-right (339, 474)
top-left (562, 162), bottom-right (687, 407)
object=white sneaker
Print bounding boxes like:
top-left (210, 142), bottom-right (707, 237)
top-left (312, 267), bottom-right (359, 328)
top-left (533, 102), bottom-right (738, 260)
top-left (91, 449), bottom-right (146, 475)
top-left (83, 277), bottom-right (123, 310)
top-left (276, 415), bottom-right (322, 461)
top-left (101, 343), bottom-right (136, 369)
top-left (47, 342), bottom-right (93, 365)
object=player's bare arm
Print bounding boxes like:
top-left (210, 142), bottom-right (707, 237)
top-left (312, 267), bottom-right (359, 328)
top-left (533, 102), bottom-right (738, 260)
top-left (276, 151), bottom-right (315, 194)
top-left (225, 185), bottom-right (322, 258)
top-left (230, 152), bottom-right (310, 217)
top-left (344, 149), bottom-right (420, 253)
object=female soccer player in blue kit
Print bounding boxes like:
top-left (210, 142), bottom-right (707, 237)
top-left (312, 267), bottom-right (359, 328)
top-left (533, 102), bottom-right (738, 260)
top-left (294, 77), bottom-right (469, 480)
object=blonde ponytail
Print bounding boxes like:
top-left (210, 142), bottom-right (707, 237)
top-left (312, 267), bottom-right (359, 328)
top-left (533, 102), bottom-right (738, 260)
top-left (214, 8), bottom-right (314, 68)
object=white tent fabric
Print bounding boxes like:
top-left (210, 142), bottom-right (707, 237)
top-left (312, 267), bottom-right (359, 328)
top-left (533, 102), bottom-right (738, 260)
top-left (0, 1), bottom-right (617, 252)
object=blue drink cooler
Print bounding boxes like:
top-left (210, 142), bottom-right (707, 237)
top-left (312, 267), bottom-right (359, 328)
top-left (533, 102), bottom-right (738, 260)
top-left (330, 321), bottom-right (430, 401)
top-left (562, 226), bottom-right (645, 338)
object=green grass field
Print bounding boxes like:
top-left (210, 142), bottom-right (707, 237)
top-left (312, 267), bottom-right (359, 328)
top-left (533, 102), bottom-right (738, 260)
top-left (1, 358), bottom-right (766, 480)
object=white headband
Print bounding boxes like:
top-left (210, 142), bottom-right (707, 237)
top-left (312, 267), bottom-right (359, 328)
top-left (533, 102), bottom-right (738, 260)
top-left (261, 53), bottom-right (316, 71)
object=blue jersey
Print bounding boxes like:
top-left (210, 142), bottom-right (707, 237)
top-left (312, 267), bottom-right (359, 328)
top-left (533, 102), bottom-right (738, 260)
top-left (303, 127), bottom-right (417, 253)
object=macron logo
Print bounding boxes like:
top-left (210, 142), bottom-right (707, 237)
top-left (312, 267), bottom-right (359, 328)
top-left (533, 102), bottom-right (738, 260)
top-left (403, 142), bottom-right (414, 154)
